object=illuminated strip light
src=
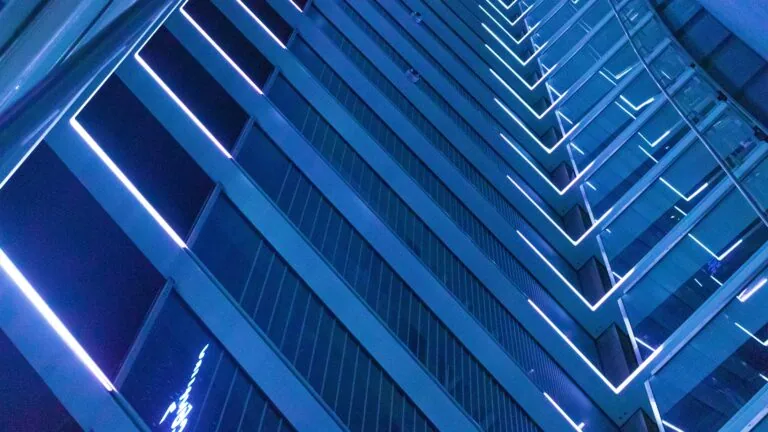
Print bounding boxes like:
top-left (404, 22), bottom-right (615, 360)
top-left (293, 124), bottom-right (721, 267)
top-left (570, 143), bottom-right (585, 155)
top-left (615, 100), bottom-right (637, 120)
top-left (0, 142), bottom-right (39, 190)
top-left (287, 0), bottom-right (304, 12)
top-left (135, 55), bottom-right (233, 160)
top-left (518, 230), bottom-right (635, 310)
top-left (761, 374), bottom-right (768, 382)
top-left (734, 323), bottom-right (768, 347)
top-left (711, 275), bottom-right (723, 286)
top-left (738, 277), bottom-right (767, 302)
top-left (659, 178), bottom-right (709, 202)
top-left (607, 65), bottom-right (635, 81)
top-left (508, 176), bottom-right (613, 245)
top-left (483, 24), bottom-right (548, 66)
top-left (479, 5), bottom-right (541, 46)
top-left (620, 95), bottom-right (655, 111)
top-left (70, 119), bottom-right (187, 249)
top-left (496, 0), bottom-right (522, 10)
top-left (639, 145), bottom-right (658, 163)
top-left (236, 0), bottom-right (287, 49)
top-left (639, 129), bottom-right (671, 148)
top-left (687, 234), bottom-right (742, 261)
top-left (491, 69), bottom-right (566, 119)
top-left (0, 248), bottom-right (116, 391)
top-left (501, 133), bottom-right (593, 195)
top-left (543, 393), bottom-right (585, 431)
top-left (486, 45), bottom-right (554, 90)
top-left (495, 99), bottom-right (579, 153)
top-left (662, 420), bottom-right (685, 432)
top-left (635, 338), bottom-right (656, 351)
top-left (558, 110), bottom-right (574, 125)
top-left (179, 9), bottom-right (264, 95)
top-left (486, 0), bottom-right (537, 29)
top-left (529, 299), bottom-right (664, 393)
top-left (674, 206), bottom-right (687, 217)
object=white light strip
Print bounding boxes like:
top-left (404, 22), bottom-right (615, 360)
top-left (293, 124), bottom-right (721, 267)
top-left (738, 277), bottom-right (767, 303)
top-left (135, 55), bottom-right (233, 159)
top-left (518, 231), bottom-right (635, 310)
top-left (0, 143), bottom-right (38, 190)
top-left (710, 275), bottom-right (723, 286)
top-left (571, 143), bottom-right (585, 155)
top-left (288, 0), bottom-right (303, 12)
top-left (495, 99), bottom-right (579, 153)
top-left (659, 178), bottom-right (708, 202)
top-left (662, 420), bottom-right (685, 432)
top-left (507, 176), bottom-right (612, 245)
top-left (674, 206), bottom-right (687, 217)
top-left (501, 133), bottom-right (593, 195)
top-left (180, 9), bottom-right (264, 95)
top-left (620, 95), bottom-right (655, 111)
top-left (483, 24), bottom-right (547, 66)
top-left (481, 4), bottom-right (540, 46)
top-left (70, 119), bottom-right (187, 248)
top-left (639, 145), bottom-right (658, 163)
top-left (735, 323), bottom-right (768, 347)
top-left (639, 129), bottom-right (670, 148)
top-left (0, 248), bottom-right (116, 392)
top-left (761, 373), bottom-right (768, 383)
top-left (529, 299), bottom-right (664, 393)
top-left (543, 392), bottom-right (585, 431)
top-left (486, 0), bottom-right (536, 30)
top-left (635, 338), bottom-right (656, 351)
top-left (486, 44), bottom-right (553, 90)
top-left (687, 234), bottom-right (742, 261)
top-left (491, 69), bottom-right (565, 119)
top-left (236, 0), bottom-right (287, 49)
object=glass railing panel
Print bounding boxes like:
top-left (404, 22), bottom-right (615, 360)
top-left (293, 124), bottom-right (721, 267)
top-left (703, 106), bottom-right (762, 172)
top-left (644, 44), bottom-right (689, 88)
top-left (649, 270), bottom-right (768, 431)
top-left (600, 144), bottom-right (724, 275)
top-left (584, 103), bottom-right (690, 216)
top-left (622, 188), bottom-right (768, 348)
top-left (667, 74), bottom-right (718, 126)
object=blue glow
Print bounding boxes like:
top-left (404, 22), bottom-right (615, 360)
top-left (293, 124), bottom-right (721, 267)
top-left (159, 344), bottom-right (210, 431)
top-left (738, 277), bottom-right (767, 302)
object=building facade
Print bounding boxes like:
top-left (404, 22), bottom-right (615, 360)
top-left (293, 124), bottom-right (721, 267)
top-left (0, 0), bottom-right (766, 430)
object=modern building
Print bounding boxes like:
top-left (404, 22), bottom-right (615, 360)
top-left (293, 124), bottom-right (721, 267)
top-left (0, 0), bottom-right (766, 430)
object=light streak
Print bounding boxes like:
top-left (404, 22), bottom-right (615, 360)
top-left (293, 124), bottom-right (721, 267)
top-left (658, 178), bottom-right (708, 202)
top-left (70, 119), bottom-right (187, 248)
top-left (738, 277), bottom-right (767, 303)
top-left (543, 393), bottom-right (585, 431)
top-left (135, 55), bottom-right (233, 159)
top-left (0, 249), bottom-right (116, 391)
top-left (495, 99), bottom-right (579, 153)
top-left (236, 0), bottom-right (287, 49)
top-left (483, 24), bottom-right (548, 66)
top-left (735, 323), bottom-right (768, 346)
top-left (480, 5), bottom-right (540, 45)
top-left (529, 299), bottom-right (664, 393)
top-left (507, 177), bottom-right (611, 245)
top-left (517, 231), bottom-right (635, 310)
top-left (687, 234), bottom-right (742, 261)
top-left (486, 45), bottom-right (553, 90)
top-left (491, 69), bottom-right (565, 119)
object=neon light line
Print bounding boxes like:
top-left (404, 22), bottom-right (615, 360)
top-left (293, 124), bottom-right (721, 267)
top-left (486, 0), bottom-right (537, 29)
top-left (70, 119), bottom-right (187, 249)
top-left (674, 206), bottom-right (687, 217)
top-left (501, 133), bottom-right (593, 195)
top-left (135, 55), bottom-right (233, 159)
top-left (586, 181), bottom-right (597, 191)
top-left (480, 5), bottom-right (541, 45)
top-left (635, 338), bottom-right (656, 351)
top-left (639, 145), bottom-right (658, 162)
top-left (529, 299), bottom-right (664, 393)
top-left (0, 249), bottom-right (116, 392)
top-left (486, 44), bottom-right (554, 90)
top-left (491, 69), bottom-right (565, 119)
top-left (658, 178), bottom-right (708, 202)
top-left (483, 24), bottom-right (548, 66)
top-left (518, 230), bottom-right (635, 310)
top-left (639, 130), bottom-right (670, 148)
top-left (558, 111), bottom-right (575, 125)
top-left (761, 374), bottom-right (768, 382)
top-left (288, 0), bottom-right (303, 12)
top-left (180, 9), bottom-right (264, 95)
top-left (687, 234), bottom-right (742, 261)
top-left (734, 323), bottom-right (768, 346)
top-left (620, 95), bottom-right (655, 111)
top-left (570, 143), bottom-right (585, 155)
top-left (543, 393), bottom-right (585, 431)
top-left (496, 0), bottom-right (522, 10)
top-left (236, 0), bottom-right (287, 49)
top-left (508, 176), bottom-right (612, 245)
top-left (710, 275), bottom-right (723, 286)
top-left (662, 420), bottom-right (685, 432)
top-left (495, 99), bottom-right (579, 153)
top-left (738, 277), bottom-right (767, 302)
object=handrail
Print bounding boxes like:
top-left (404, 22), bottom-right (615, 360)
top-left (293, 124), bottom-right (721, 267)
top-left (604, 0), bottom-right (768, 229)
top-left (0, 0), bottom-right (183, 189)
